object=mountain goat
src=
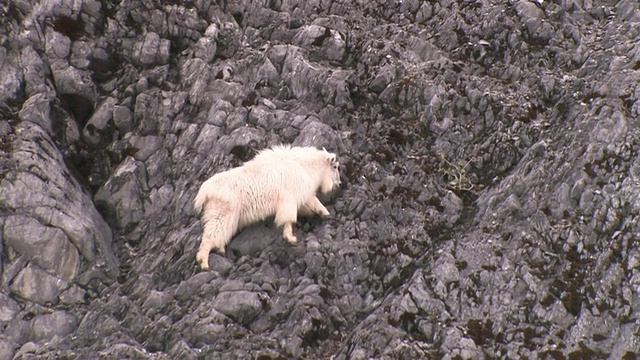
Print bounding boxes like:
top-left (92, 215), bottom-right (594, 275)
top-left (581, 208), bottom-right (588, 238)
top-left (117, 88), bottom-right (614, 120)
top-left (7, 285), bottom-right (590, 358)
top-left (194, 145), bottom-right (341, 270)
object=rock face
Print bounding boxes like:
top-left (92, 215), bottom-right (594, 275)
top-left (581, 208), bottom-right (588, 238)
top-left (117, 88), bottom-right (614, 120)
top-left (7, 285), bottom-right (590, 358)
top-left (1, 0), bottom-right (640, 358)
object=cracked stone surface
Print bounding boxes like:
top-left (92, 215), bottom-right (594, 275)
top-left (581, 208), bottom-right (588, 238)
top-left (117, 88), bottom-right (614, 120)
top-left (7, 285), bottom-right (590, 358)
top-left (1, 0), bottom-right (640, 358)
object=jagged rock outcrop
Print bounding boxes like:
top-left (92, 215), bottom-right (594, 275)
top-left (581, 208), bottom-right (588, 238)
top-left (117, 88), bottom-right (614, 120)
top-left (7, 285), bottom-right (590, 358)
top-left (1, 0), bottom-right (639, 358)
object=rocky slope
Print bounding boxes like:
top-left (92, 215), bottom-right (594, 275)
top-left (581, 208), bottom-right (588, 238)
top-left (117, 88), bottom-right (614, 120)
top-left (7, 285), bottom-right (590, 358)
top-left (1, 0), bottom-right (640, 358)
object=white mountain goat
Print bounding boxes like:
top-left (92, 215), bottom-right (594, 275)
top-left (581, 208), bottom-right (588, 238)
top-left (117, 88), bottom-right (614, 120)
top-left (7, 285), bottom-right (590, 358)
top-left (193, 145), bottom-right (341, 270)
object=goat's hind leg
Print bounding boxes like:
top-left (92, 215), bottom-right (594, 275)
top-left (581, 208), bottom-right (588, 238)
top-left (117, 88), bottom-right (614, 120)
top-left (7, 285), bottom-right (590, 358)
top-left (196, 205), bottom-right (235, 271)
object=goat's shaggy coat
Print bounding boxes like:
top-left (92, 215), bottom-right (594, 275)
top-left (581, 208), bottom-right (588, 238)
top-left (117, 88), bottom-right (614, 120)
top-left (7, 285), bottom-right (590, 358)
top-left (194, 145), bottom-right (341, 270)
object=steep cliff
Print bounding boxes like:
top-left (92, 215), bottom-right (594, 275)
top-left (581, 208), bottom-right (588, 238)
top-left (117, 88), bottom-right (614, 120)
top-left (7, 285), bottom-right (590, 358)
top-left (1, 0), bottom-right (639, 358)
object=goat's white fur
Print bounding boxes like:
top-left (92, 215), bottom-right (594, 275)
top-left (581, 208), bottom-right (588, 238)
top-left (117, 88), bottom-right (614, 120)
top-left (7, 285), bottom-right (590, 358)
top-left (194, 145), bottom-right (341, 270)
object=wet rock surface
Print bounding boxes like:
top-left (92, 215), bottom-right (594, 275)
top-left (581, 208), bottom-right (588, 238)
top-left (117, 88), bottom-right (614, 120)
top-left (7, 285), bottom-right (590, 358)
top-left (1, 0), bottom-right (640, 358)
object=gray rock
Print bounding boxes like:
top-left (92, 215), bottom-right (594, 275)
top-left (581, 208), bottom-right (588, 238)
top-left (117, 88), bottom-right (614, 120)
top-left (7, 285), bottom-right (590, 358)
top-left (32, 311), bottom-right (78, 341)
top-left (144, 183), bottom-right (175, 219)
top-left (212, 290), bottom-right (263, 325)
top-left (19, 46), bottom-right (46, 97)
top-left (0, 48), bottom-right (24, 106)
top-left (226, 225), bottom-right (278, 259)
top-left (51, 65), bottom-right (97, 103)
top-left (441, 191), bottom-right (463, 226)
top-left (45, 28), bottom-right (71, 59)
top-left (10, 264), bottom-right (69, 305)
top-left (279, 47), bottom-right (356, 110)
top-left (0, 337), bottom-right (17, 360)
top-left (293, 25), bottom-right (346, 61)
top-left (127, 135), bottom-right (163, 161)
top-left (0, 292), bottom-right (20, 322)
top-left (83, 97), bottom-right (118, 146)
top-left (247, 105), bottom-right (288, 129)
top-left (215, 126), bottom-right (266, 155)
top-left (194, 24), bottom-right (218, 62)
top-left (3, 215), bottom-right (80, 282)
top-left (256, 58), bottom-right (279, 87)
top-left (4, 316), bottom-right (34, 346)
top-left (94, 156), bottom-right (147, 230)
top-left (368, 65), bottom-right (397, 93)
top-left (293, 119), bottom-right (344, 152)
top-left (225, 107), bottom-right (249, 131)
top-left (514, 0), bottom-right (554, 42)
top-left (194, 124), bottom-right (224, 155)
top-left (303, 251), bottom-right (325, 277)
top-left (2, 0), bottom-right (640, 358)
top-left (168, 340), bottom-right (198, 360)
top-left (207, 99), bottom-right (234, 126)
top-left (174, 271), bottom-right (219, 302)
top-left (292, 25), bottom-right (327, 47)
top-left (440, 327), bottom-right (484, 359)
top-left (0, 234), bottom-right (3, 280)
top-left (69, 40), bottom-right (94, 70)
top-left (113, 105), bottom-right (134, 134)
top-left (58, 285), bottom-right (86, 305)
top-left (134, 91), bottom-right (160, 136)
top-left (141, 290), bottom-right (175, 317)
top-left (0, 122), bottom-right (119, 281)
top-left (207, 80), bottom-right (247, 107)
top-left (18, 93), bottom-right (54, 136)
top-left (133, 32), bottom-right (171, 66)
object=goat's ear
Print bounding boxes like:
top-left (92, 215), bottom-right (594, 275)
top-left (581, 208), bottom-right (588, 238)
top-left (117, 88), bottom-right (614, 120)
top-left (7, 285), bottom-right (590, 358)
top-left (322, 147), bottom-right (327, 152)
